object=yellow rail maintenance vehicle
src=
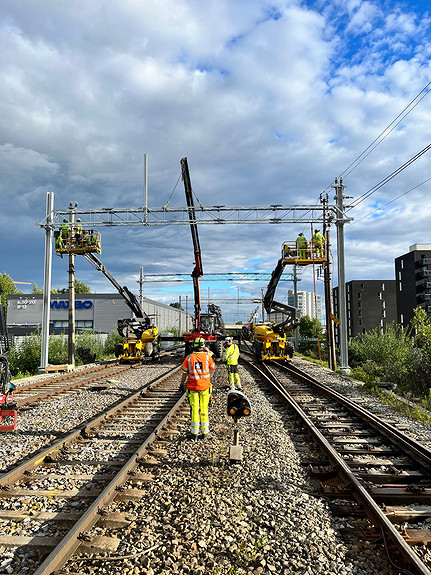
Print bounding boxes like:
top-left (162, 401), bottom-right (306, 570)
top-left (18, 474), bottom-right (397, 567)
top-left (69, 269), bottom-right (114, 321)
top-left (251, 256), bottom-right (300, 362)
top-left (55, 223), bottom-right (159, 362)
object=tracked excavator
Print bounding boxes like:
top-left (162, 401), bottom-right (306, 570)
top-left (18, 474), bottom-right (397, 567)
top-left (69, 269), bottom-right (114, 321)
top-left (55, 231), bottom-right (159, 362)
top-left (252, 257), bottom-right (300, 361)
top-left (181, 157), bottom-right (225, 357)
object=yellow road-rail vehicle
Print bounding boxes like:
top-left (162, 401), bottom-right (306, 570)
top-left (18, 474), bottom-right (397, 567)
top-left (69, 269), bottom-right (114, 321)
top-left (252, 256), bottom-right (300, 362)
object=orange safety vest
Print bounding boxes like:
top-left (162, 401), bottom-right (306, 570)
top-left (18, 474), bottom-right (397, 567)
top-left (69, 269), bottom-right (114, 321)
top-left (181, 351), bottom-right (215, 391)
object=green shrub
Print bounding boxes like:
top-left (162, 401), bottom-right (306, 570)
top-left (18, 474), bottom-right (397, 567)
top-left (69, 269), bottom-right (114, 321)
top-left (76, 330), bottom-right (104, 363)
top-left (48, 335), bottom-right (68, 365)
top-left (348, 322), bottom-right (413, 386)
top-left (9, 332), bottom-right (41, 376)
top-left (103, 328), bottom-right (124, 357)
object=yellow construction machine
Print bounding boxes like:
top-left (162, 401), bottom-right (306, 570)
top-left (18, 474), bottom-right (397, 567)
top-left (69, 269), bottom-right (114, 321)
top-left (252, 257), bottom-right (300, 361)
top-left (55, 226), bottom-right (159, 362)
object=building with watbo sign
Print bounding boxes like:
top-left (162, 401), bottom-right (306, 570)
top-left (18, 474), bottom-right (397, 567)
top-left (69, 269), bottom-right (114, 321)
top-left (7, 293), bottom-right (193, 339)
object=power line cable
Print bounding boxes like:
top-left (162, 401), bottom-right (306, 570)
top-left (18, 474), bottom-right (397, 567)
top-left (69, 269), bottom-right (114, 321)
top-left (349, 176), bottom-right (431, 225)
top-left (349, 143), bottom-right (431, 209)
top-left (340, 81), bottom-right (431, 180)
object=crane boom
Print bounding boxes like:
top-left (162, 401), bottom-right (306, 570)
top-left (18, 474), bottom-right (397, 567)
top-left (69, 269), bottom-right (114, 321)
top-left (263, 257), bottom-right (300, 331)
top-left (82, 252), bottom-right (150, 325)
top-left (181, 157), bottom-right (202, 330)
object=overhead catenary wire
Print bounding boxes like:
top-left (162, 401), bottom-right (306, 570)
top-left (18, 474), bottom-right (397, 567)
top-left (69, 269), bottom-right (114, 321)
top-left (349, 143), bottom-right (431, 209)
top-left (349, 176), bottom-right (431, 226)
top-left (318, 80), bottom-right (431, 198)
top-left (339, 81), bottom-right (431, 180)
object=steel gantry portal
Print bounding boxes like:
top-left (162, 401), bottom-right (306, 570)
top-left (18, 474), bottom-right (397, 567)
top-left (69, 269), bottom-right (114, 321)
top-left (37, 190), bottom-right (352, 374)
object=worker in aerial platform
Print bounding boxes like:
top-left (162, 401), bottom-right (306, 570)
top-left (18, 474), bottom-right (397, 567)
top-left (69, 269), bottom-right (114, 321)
top-left (313, 229), bottom-right (325, 258)
top-left (223, 336), bottom-right (242, 390)
top-left (75, 218), bottom-right (83, 247)
top-left (180, 337), bottom-right (216, 441)
top-left (296, 232), bottom-right (308, 258)
top-left (61, 219), bottom-right (70, 241)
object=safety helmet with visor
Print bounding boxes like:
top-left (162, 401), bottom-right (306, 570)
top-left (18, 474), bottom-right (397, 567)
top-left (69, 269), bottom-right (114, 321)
top-left (193, 337), bottom-right (206, 349)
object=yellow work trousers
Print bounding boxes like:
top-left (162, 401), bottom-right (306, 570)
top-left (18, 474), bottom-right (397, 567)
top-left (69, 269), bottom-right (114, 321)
top-left (188, 388), bottom-right (211, 437)
top-left (226, 364), bottom-right (241, 387)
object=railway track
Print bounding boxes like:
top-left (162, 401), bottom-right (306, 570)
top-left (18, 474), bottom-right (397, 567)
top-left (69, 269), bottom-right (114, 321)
top-left (12, 347), bottom-right (184, 411)
top-left (243, 354), bottom-right (431, 575)
top-left (13, 363), bottom-right (132, 409)
top-left (0, 364), bottom-right (187, 574)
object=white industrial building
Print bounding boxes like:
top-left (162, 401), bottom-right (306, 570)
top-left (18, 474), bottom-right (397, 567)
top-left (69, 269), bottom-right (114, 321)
top-left (7, 293), bottom-right (193, 338)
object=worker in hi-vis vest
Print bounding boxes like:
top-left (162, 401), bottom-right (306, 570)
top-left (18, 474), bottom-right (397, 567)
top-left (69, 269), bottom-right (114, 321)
top-left (313, 229), bottom-right (325, 258)
top-left (180, 338), bottom-right (215, 441)
top-left (223, 336), bottom-right (242, 390)
top-left (296, 232), bottom-right (308, 258)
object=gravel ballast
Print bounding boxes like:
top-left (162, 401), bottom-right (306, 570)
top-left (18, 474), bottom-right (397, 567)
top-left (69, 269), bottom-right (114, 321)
top-left (3, 356), bottom-right (431, 574)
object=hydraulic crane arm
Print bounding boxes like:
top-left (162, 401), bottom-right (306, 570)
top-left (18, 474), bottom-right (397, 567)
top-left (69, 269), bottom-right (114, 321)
top-left (181, 157), bottom-right (202, 330)
top-left (263, 257), bottom-right (286, 314)
top-left (208, 303), bottom-right (225, 331)
top-left (82, 252), bottom-right (149, 323)
top-left (263, 257), bottom-right (300, 331)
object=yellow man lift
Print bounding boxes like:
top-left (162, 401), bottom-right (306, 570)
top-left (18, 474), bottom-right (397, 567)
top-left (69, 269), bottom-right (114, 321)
top-left (55, 224), bottom-right (101, 256)
top-left (281, 240), bottom-right (326, 266)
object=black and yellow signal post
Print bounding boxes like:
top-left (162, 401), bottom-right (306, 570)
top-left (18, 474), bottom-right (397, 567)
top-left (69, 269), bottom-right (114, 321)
top-left (226, 389), bottom-right (252, 463)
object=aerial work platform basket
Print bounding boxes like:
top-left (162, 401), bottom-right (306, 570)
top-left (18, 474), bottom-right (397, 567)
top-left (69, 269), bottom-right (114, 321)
top-left (281, 241), bottom-right (327, 266)
top-left (55, 229), bottom-right (102, 256)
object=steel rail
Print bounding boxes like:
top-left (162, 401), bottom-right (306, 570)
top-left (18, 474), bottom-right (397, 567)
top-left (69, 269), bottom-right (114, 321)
top-left (32, 367), bottom-right (184, 575)
top-left (15, 364), bottom-right (131, 407)
top-left (14, 362), bottom-right (118, 392)
top-left (277, 361), bottom-right (431, 469)
top-left (0, 364), bottom-right (180, 487)
top-left (243, 357), bottom-right (431, 575)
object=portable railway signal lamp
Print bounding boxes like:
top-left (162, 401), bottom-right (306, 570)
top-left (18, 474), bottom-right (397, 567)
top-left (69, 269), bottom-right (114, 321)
top-left (0, 383), bottom-right (17, 433)
top-left (226, 389), bottom-right (251, 463)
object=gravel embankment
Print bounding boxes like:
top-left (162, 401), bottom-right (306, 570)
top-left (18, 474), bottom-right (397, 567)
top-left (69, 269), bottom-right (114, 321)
top-left (292, 356), bottom-right (431, 444)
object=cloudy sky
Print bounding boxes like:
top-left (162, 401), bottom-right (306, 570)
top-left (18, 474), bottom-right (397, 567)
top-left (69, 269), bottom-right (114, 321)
top-left (1, 0), bottom-right (431, 324)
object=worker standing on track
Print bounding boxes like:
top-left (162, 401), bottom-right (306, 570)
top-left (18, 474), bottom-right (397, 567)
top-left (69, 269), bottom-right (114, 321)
top-left (296, 232), bottom-right (308, 259)
top-left (223, 336), bottom-right (242, 390)
top-left (313, 229), bottom-right (325, 258)
top-left (180, 337), bottom-right (216, 441)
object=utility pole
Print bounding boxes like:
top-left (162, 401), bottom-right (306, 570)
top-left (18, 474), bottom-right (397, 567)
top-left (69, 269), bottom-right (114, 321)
top-left (68, 203), bottom-right (76, 369)
top-left (178, 295), bottom-right (182, 336)
top-left (324, 229), bottom-right (336, 371)
top-left (293, 263), bottom-right (299, 350)
top-left (139, 266), bottom-right (144, 309)
top-left (333, 178), bottom-right (350, 375)
top-left (39, 192), bottom-right (54, 373)
top-left (144, 153), bottom-right (148, 224)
